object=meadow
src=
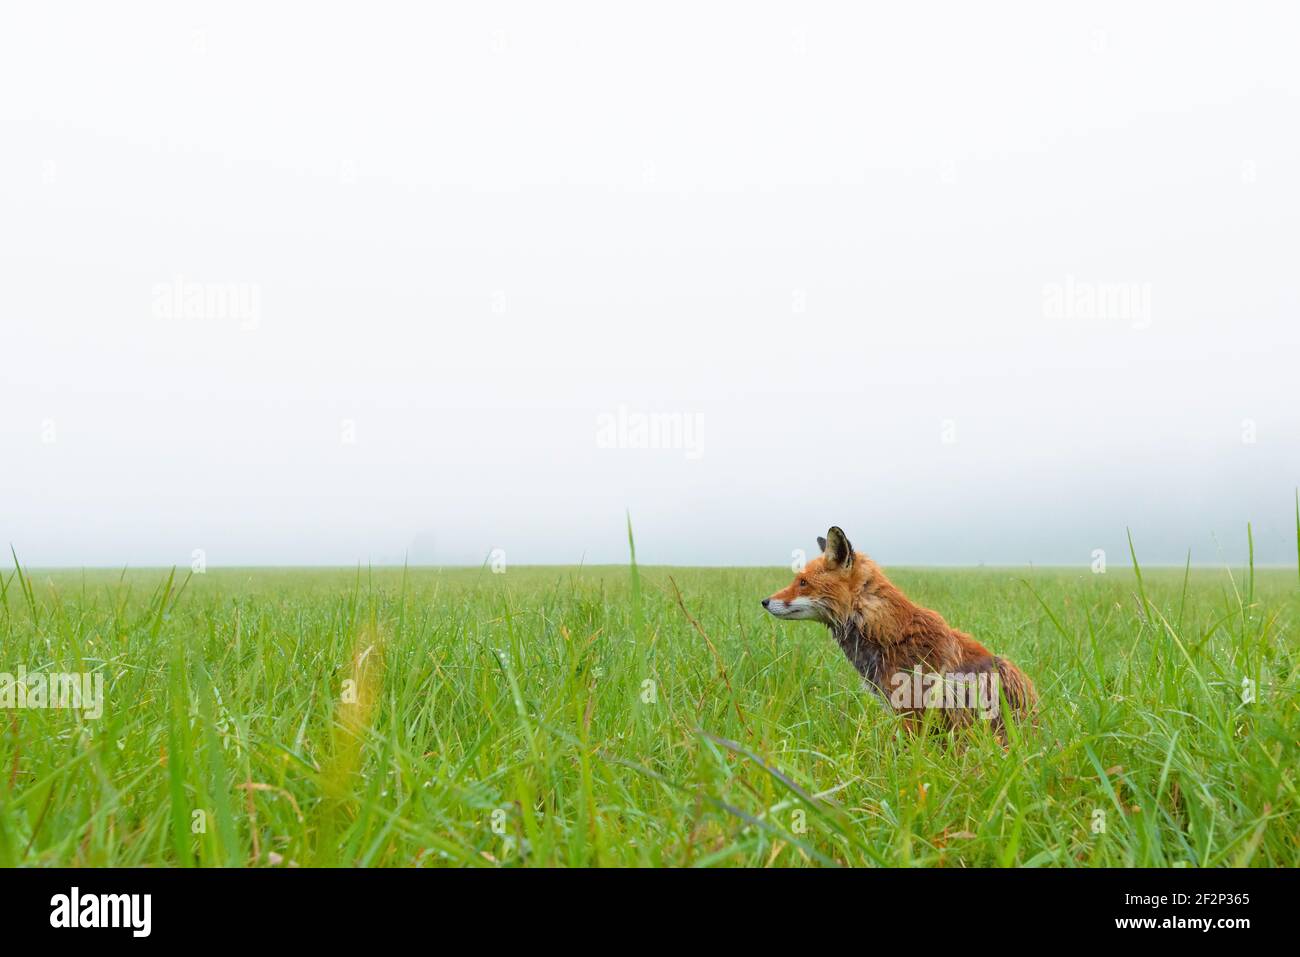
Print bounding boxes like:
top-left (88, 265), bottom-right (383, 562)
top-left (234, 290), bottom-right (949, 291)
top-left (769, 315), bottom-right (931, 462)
top-left (2, 541), bottom-right (1297, 867)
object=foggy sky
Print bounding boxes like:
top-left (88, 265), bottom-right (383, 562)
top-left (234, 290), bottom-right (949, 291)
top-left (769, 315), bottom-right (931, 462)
top-left (2, 3), bottom-right (1298, 568)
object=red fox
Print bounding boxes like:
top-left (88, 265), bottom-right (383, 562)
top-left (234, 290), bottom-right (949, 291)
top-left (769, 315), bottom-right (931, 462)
top-left (763, 527), bottom-right (1036, 737)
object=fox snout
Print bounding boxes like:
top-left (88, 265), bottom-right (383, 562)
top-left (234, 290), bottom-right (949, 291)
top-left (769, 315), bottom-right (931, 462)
top-left (762, 594), bottom-right (821, 620)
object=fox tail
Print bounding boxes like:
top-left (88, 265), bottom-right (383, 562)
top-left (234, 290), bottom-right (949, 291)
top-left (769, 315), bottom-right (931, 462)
top-left (995, 657), bottom-right (1038, 729)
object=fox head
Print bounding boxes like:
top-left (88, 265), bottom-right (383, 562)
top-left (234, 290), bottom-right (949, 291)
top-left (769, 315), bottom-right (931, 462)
top-left (763, 527), bottom-right (870, 624)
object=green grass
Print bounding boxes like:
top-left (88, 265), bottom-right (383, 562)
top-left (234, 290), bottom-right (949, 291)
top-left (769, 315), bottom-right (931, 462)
top-left (1, 542), bottom-right (1297, 867)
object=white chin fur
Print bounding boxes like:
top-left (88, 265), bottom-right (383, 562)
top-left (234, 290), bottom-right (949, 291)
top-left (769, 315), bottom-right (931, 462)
top-left (766, 597), bottom-right (819, 620)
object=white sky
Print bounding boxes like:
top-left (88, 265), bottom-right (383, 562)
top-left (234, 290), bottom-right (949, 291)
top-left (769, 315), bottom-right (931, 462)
top-left (2, 2), bottom-right (1298, 567)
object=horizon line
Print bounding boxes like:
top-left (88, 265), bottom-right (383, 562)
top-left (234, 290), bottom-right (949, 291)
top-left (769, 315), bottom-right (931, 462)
top-left (14, 561), bottom-right (1296, 572)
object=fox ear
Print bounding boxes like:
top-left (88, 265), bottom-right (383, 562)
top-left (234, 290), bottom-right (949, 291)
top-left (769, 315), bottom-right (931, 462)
top-left (822, 527), bottom-right (854, 571)
top-left (816, 536), bottom-right (827, 552)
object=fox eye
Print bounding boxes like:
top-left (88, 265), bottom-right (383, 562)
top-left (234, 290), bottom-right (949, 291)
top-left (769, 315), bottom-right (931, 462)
top-left (798, 578), bottom-right (808, 587)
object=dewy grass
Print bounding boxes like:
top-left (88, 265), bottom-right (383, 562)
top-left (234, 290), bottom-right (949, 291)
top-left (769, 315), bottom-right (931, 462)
top-left (0, 541), bottom-right (1297, 867)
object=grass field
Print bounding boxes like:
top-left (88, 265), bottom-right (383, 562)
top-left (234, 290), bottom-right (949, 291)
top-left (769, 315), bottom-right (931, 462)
top-left (2, 539), bottom-right (1297, 867)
